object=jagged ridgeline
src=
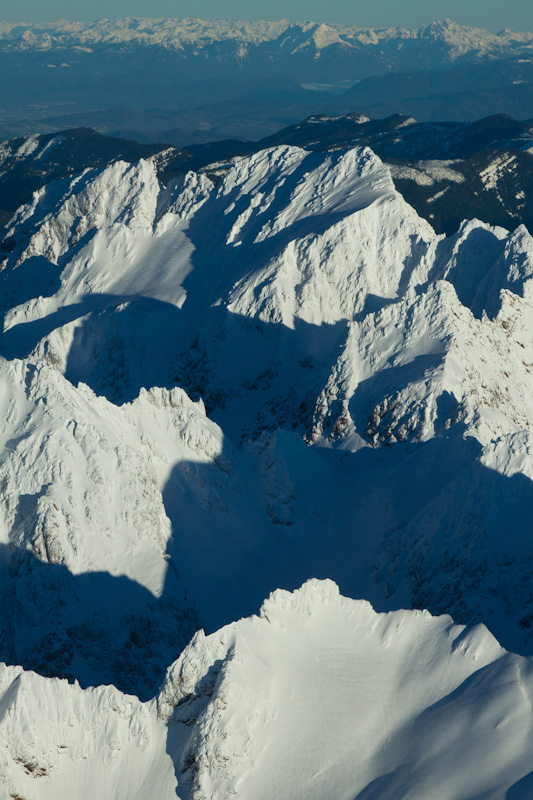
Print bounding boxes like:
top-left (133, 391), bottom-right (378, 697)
top-left (2, 141), bottom-right (533, 795)
top-left (2, 113), bottom-right (533, 238)
top-left (2, 582), bottom-right (533, 799)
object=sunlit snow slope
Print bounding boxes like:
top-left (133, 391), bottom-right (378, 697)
top-left (159, 580), bottom-right (533, 800)
top-left (2, 582), bottom-right (533, 800)
top-left (3, 142), bottom-right (533, 677)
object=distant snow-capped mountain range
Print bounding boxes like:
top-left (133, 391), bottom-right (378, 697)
top-left (1, 17), bottom-right (532, 61)
top-left (2, 17), bottom-right (533, 143)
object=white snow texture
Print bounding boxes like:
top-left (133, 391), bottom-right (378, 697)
top-left (2, 142), bottom-right (533, 796)
top-left (1, 582), bottom-right (533, 799)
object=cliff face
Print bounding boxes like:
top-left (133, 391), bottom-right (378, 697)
top-left (1, 142), bottom-right (533, 795)
top-left (4, 145), bottom-right (533, 654)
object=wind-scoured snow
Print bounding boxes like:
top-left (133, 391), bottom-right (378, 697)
top-left (160, 581), bottom-right (533, 800)
top-left (3, 142), bottom-right (533, 793)
top-left (1, 581), bottom-right (533, 800)
top-left (4, 144), bottom-right (533, 659)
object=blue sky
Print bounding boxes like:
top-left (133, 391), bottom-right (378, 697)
top-left (2, 0), bottom-right (532, 33)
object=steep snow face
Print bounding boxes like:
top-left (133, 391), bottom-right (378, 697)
top-left (2, 163), bottom-right (212, 398)
top-left (0, 356), bottom-right (231, 697)
top-left (4, 143), bottom-right (533, 661)
top-left (215, 146), bottom-right (437, 329)
top-left (4, 161), bottom-right (210, 306)
top-left (158, 580), bottom-right (533, 800)
top-left (2, 582), bottom-right (533, 800)
top-left (0, 358), bottom-right (221, 590)
top-left (335, 276), bottom-right (533, 450)
top-left (0, 663), bottom-right (177, 800)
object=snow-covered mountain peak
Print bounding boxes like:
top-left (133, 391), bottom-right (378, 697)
top-left (2, 16), bottom-right (532, 61)
top-left (8, 159), bottom-right (165, 264)
top-left (7, 159), bottom-right (212, 264)
top-left (4, 141), bottom-right (533, 675)
top-left (154, 579), bottom-right (533, 800)
top-left (158, 578), bottom-right (508, 721)
top-left (260, 576), bottom-right (345, 615)
top-left (216, 145), bottom-right (399, 250)
top-left (1, 581), bottom-right (533, 800)
top-left (421, 18), bottom-right (507, 51)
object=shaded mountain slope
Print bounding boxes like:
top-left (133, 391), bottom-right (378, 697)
top-left (3, 146), bottom-right (533, 660)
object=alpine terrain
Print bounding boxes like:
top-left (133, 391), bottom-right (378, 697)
top-left (2, 111), bottom-right (533, 236)
top-left (1, 135), bottom-right (533, 795)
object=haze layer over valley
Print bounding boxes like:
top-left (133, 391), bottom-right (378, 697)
top-left (2, 17), bottom-right (533, 142)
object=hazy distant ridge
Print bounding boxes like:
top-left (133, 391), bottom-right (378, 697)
top-left (1, 17), bottom-right (533, 60)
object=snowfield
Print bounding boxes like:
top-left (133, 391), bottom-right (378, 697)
top-left (2, 141), bottom-right (533, 794)
top-left (2, 582), bottom-right (533, 800)
top-left (160, 581), bottom-right (533, 800)
top-left (4, 145), bottom-right (533, 649)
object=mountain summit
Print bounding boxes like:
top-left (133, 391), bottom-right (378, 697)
top-left (3, 144), bottom-right (533, 663)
